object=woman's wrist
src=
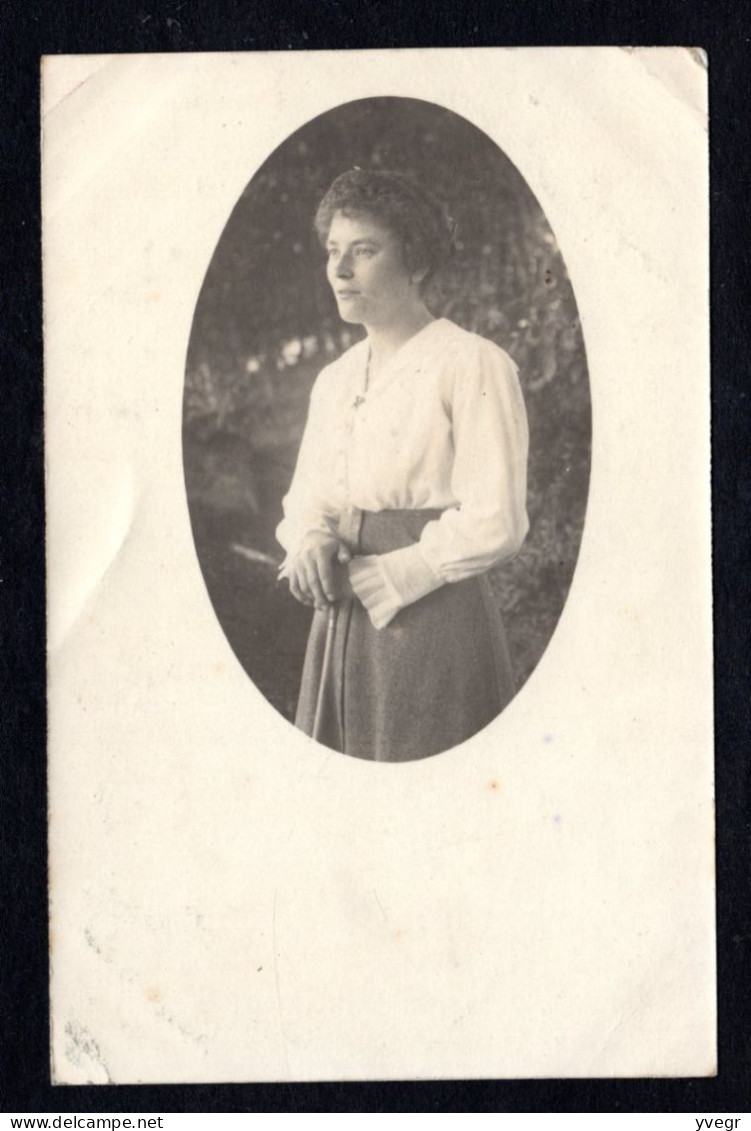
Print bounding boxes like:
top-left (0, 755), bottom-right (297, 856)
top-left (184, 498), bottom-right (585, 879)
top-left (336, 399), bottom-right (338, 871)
top-left (348, 545), bottom-right (444, 629)
top-left (297, 530), bottom-right (340, 555)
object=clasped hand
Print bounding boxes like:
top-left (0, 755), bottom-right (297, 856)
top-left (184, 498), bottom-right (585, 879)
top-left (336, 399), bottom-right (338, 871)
top-left (284, 536), bottom-right (356, 610)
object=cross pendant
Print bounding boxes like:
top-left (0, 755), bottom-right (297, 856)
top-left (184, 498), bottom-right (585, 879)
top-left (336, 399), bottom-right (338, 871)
top-left (352, 395), bottom-right (366, 410)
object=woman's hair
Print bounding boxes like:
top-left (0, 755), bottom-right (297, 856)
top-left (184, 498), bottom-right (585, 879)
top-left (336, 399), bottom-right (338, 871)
top-left (314, 168), bottom-right (454, 285)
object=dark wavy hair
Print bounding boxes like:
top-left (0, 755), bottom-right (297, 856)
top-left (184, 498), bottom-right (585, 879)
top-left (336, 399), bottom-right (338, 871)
top-left (314, 168), bottom-right (454, 286)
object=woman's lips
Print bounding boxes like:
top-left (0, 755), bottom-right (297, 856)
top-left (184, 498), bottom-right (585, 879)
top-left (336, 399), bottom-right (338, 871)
top-left (337, 290), bottom-right (361, 297)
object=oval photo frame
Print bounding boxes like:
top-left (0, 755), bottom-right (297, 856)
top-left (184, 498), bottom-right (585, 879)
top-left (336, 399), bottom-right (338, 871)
top-left (183, 96), bottom-right (591, 754)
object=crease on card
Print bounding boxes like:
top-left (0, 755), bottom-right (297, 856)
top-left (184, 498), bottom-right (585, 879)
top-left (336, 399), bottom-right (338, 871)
top-left (54, 1019), bottom-right (112, 1086)
top-left (40, 56), bottom-right (110, 117)
top-left (583, 949), bottom-right (717, 1077)
top-left (621, 47), bottom-right (707, 129)
top-left (686, 47), bottom-right (708, 71)
top-left (42, 57), bottom-right (188, 224)
top-left (47, 464), bottom-right (136, 657)
top-left (51, 919), bottom-right (214, 1084)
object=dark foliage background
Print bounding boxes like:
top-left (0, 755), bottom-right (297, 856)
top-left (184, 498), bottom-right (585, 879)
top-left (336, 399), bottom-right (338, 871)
top-left (183, 97), bottom-right (591, 720)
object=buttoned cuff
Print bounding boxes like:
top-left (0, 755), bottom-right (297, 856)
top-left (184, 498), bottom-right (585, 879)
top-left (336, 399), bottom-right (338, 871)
top-left (348, 544), bottom-right (444, 630)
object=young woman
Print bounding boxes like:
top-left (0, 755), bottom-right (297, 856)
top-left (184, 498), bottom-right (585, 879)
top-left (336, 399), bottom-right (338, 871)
top-left (277, 169), bottom-right (529, 762)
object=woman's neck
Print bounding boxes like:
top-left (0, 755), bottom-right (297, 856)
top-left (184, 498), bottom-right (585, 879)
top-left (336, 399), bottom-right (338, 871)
top-left (365, 306), bottom-right (435, 378)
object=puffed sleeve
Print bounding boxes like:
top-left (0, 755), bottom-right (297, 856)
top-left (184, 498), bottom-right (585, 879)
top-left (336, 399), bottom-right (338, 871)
top-left (275, 375), bottom-right (342, 563)
top-left (349, 336), bottom-right (529, 628)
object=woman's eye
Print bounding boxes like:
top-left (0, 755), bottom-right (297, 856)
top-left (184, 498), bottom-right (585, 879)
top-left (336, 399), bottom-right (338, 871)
top-left (326, 246), bottom-right (375, 261)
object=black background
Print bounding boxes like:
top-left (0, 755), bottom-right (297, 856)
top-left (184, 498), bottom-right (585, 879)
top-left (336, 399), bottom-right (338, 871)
top-left (2, 0), bottom-right (749, 1115)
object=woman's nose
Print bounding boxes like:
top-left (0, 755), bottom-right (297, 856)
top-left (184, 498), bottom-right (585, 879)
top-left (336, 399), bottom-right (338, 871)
top-left (335, 254), bottom-right (353, 278)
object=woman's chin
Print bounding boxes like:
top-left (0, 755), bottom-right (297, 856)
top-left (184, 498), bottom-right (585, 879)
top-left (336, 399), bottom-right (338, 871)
top-left (336, 304), bottom-right (365, 325)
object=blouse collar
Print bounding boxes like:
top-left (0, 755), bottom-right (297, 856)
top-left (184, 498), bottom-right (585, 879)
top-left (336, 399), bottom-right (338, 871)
top-left (349, 318), bottom-right (454, 399)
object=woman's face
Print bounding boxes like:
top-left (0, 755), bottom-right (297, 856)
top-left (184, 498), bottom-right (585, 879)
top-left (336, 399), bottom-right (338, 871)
top-left (325, 210), bottom-right (422, 329)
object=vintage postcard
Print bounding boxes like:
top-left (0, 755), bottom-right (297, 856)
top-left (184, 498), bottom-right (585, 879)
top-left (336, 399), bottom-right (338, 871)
top-left (43, 48), bottom-right (713, 1083)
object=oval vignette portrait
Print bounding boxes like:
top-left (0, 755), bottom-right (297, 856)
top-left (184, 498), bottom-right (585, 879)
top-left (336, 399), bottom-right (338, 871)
top-left (182, 97), bottom-right (592, 764)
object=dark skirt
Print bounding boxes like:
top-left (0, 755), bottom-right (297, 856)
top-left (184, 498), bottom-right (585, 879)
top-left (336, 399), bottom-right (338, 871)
top-left (295, 509), bottom-right (515, 763)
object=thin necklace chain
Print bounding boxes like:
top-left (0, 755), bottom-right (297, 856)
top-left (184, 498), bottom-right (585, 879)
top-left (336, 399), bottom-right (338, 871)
top-left (352, 346), bottom-right (370, 411)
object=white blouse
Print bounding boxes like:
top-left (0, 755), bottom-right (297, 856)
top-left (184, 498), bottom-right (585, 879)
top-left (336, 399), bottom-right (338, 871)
top-left (276, 317), bottom-right (529, 629)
